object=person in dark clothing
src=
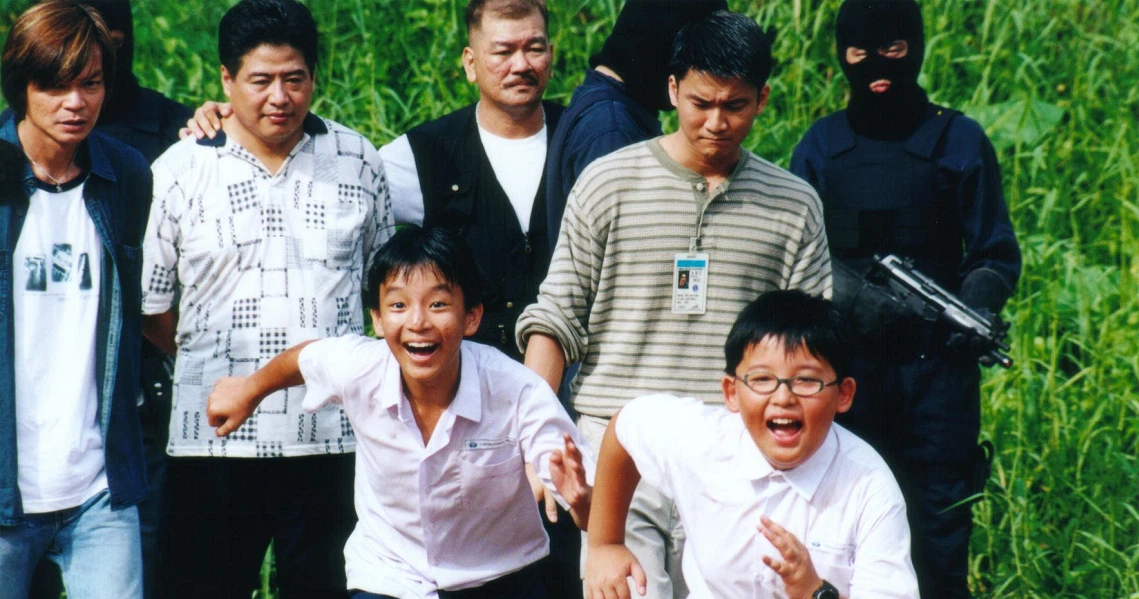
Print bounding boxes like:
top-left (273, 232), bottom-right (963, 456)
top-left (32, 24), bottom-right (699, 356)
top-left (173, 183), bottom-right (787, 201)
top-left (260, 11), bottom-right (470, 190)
top-left (0, 3), bottom-right (191, 599)
top-left (544, 0), bottom-right (726, 250)
top-left (789, 1), bottom-right (1021, 597)
top-left (0, 2), bottom-right (153, 597)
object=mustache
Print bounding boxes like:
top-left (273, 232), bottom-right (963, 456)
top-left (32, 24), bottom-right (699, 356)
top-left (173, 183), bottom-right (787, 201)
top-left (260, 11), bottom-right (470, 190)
top-left (505, 72), bottom-right (540, 87)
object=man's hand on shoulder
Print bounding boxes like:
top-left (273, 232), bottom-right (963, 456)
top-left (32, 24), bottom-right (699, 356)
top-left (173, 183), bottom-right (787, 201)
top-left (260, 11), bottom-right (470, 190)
top-left (206, 376), bottom-right (259, 436)
top-left (758, 515), bottom-right (825, 599)
top-left (179, 101), bottom-right (233, 140)
top-left (584, 543), bottom-right (646, 599)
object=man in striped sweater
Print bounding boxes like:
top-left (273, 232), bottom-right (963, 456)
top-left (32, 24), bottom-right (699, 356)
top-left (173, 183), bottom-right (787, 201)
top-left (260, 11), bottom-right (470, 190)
top-left (517, 11), bottom-right (831, 599)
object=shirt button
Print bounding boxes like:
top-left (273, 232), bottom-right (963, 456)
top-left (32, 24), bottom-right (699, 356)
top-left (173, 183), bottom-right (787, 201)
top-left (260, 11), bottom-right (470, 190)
top-left (506, 301), bottom-right (514, 309)
top-left (695, 182), bottom-right (706, 192)
top-left (451, 183), bottom-right (460, 192)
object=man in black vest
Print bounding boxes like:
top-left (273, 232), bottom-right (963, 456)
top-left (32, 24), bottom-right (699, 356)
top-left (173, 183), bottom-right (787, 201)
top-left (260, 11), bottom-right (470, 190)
top-left (377, 2), bottom-right (578, 597)
top-left (380, 0), bottom-right (559, 366)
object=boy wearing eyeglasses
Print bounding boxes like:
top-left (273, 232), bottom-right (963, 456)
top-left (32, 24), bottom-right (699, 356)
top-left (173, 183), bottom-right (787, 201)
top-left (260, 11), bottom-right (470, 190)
top-left (584, 290), bottom-right (918, 599)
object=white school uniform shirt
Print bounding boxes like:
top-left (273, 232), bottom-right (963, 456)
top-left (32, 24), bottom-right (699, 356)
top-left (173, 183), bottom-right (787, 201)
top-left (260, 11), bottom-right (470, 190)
top-left (615, 395), bottom-right (919, 599)
top-left (299, 335), bottom-right (596, 598)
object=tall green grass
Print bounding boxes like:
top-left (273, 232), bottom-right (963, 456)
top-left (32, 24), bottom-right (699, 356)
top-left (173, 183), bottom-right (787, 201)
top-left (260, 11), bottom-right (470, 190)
top-left (2, 0), bottom-right (1136, 596)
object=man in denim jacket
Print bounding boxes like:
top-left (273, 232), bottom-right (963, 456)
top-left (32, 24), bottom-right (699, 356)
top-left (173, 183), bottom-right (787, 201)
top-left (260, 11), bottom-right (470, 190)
top-left (0, 2), bottom-right (152, 597)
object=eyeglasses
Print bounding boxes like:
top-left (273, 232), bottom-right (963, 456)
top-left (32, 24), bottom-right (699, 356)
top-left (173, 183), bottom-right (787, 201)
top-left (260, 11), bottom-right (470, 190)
top-left (733, 373), bottom-right (840, 397)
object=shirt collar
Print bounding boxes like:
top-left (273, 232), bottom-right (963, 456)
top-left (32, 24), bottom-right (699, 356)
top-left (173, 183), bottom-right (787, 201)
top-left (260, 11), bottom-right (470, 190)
top-left (195, 112), bottom-right (329, 148)
top-left (0, 117), bottom-right (117, 188)
top-left (738, 425), bottom-right (840, 501)
top-left (647, 136), bottom-right (752, 194)
top-left (828, 105), bottom-right (953, 161)
top-left (380, 342), bottom-right (483, 424)
top-left (449, 343), bottom-right (482, 423)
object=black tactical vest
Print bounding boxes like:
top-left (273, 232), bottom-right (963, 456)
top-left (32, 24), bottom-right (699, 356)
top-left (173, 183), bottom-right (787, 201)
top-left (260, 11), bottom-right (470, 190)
top-left (819, 107), bottom-right (964, 289)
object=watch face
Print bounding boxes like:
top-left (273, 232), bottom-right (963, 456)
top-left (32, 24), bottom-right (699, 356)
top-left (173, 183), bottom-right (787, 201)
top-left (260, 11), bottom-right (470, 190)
top-left (813, 581), bottom-right (840, 599)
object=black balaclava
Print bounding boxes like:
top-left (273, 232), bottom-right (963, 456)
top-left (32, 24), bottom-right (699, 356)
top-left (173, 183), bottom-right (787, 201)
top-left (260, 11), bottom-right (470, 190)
top-left (590, 0), bottom-right (727, 113)
top-left (84, 0), bottom-right (139, 123)
top-left (836, 0), bottom-right (928, 140)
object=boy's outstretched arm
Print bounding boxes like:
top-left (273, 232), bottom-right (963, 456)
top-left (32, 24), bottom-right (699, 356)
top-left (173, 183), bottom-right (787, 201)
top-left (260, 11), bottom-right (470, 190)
top-left (549, 433), bottom-right (591, 530)
top-left (584, 412), bottom-right (647, 599)
top-left (207, 340), bottom-right (316, 436)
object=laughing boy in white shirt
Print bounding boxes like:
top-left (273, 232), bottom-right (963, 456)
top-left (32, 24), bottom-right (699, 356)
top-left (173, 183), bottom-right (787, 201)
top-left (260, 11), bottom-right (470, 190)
top-left (585, 290), bottom-right (918, 599)
top-left (205, 226), bottom-right (594, 599)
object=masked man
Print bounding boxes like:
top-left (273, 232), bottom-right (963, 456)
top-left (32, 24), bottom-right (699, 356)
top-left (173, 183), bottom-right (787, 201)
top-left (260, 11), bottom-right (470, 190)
top-left (790, 1), bottom-right (1021, 596)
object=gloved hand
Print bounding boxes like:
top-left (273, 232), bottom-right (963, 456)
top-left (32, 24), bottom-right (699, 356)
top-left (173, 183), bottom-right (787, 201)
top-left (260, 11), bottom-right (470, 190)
top-left (832, 260), bottom-right (920, 341)
top-left (945, 309), bottom-right (1004, 366)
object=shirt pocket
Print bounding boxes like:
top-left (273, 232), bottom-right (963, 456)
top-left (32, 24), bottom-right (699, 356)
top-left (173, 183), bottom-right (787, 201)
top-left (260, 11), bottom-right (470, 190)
top-left (459, 450), bottom-right (526, 513)
top-left (807, 538), bottom-right (855, 597)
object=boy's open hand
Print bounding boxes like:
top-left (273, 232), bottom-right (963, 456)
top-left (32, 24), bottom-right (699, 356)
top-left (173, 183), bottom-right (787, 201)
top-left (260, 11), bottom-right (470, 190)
top-left (585, 543), bottom-right (646, 599)
top-left (206, 376), bottom-right (257, 436)
top-left (758, 515), bottom-right (824, 599)
top-left (180, 101), bottom-right (232, 140)
top-left (550, 433), bottom-right (592, 529)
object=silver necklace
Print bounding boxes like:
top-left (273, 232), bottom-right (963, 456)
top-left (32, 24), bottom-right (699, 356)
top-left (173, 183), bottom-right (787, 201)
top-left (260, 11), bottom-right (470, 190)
top-left (27, 152), bottom-right (76, 192)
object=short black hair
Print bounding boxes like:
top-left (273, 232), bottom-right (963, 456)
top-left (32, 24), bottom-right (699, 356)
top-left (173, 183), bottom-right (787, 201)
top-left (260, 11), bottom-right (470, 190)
top-left (218, 0), bottom-right (318, 76)
top-left (724, 290), bottom-right (852, 379)
top-left (465, 0), bottom-right (548, 37)
top-left (364, 226), bottom-right (483, 311)
top-left (669, 10), bottom-right (773, 89)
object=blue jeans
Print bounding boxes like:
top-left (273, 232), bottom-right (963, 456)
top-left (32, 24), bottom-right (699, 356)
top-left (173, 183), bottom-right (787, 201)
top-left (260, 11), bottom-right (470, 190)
top-left (0, 489), bottom-right (142, 599)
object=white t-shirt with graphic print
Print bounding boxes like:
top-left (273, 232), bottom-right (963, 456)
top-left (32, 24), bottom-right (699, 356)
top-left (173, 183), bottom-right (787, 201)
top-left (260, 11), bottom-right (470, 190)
top-left (13, 179), bottom-right (108, 513)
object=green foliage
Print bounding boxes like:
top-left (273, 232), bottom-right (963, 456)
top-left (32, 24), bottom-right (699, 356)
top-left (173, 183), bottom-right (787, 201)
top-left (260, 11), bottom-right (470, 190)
top-left (2, 0), bottom-right (1136, 596)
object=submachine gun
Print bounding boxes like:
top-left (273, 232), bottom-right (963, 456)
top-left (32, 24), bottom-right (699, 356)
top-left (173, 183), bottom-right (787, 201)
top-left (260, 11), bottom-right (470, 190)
top-left (869, 254), bottom-right (1013, 369)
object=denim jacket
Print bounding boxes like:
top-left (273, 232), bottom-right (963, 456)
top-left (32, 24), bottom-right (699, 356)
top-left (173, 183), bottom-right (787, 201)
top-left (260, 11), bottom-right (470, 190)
top-left (0, 118), bottom-right (152, 524)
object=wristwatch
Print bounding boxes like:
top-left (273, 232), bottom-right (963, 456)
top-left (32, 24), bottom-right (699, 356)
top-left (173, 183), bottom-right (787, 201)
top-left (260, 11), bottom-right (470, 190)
top-left (812, 579), bottom-right (839, 599)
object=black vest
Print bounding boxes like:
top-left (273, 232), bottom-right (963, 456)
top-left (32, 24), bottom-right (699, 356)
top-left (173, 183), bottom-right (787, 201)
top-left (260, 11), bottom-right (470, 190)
top-left (406, 102), bottom-right (563, 361)
top-left (819, 106), bottom-right (964, 289)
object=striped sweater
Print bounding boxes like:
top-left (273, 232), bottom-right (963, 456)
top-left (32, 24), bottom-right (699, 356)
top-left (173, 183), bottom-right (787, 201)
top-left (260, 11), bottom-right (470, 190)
top-left (516, 138), bottom-right (832, 418)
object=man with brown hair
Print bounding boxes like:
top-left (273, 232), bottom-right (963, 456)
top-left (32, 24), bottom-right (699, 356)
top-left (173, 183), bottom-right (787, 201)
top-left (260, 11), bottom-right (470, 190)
top-left (0, 2), bottom-right (152, 598)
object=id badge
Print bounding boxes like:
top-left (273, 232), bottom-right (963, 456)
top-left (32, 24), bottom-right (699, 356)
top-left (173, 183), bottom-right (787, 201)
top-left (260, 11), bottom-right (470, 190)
top-left (672, 253), bottom-right (709, 314)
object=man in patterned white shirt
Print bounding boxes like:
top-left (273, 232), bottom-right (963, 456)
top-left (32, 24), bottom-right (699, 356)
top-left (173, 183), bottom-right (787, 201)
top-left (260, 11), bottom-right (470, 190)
top-left (140, 1), bottom-right (392, 596)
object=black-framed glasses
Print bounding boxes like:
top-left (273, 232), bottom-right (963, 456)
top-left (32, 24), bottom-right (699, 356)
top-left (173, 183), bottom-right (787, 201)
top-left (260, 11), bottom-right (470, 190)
top-left (733, 373), bottom-right (840, 397)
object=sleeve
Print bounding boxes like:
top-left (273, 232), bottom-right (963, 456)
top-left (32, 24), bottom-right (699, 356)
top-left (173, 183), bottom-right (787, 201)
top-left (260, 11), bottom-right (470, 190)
top-left (517, 377), bottom-right (598, 507)
top-left (847, 475), bottom-right (920, 598)
top-left (378, 134), bottom-right (425, 227)
top-left (547, 126), bottom-right (643, 251)
top-left (788, 129), bottom-right (824, 190)
top-left (951, 125), bottom-right (1021, 312)
top-left (786, 188), bottom-right (833, 300)
top-left (612, 395), bottom-right (704, 498)
top-left (514, 180), bottom-right (601, 362)
top-left (361, 139), bottom-right (395, 272)
top-left (297, 334), bottom-right (377, 413)
top-left (141, 155), bottom-right (184, 315)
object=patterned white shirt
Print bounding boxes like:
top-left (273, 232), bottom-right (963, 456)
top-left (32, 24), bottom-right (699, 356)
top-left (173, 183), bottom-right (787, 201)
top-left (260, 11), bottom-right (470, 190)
top-left (142, 114), bottom-right (394, 458)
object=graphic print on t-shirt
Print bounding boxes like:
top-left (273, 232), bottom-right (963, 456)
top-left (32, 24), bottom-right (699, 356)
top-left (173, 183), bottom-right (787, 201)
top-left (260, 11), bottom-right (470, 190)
top-left (24, 255), bottom-right (47, 291)
top-left (25, 249), bottom-right (94, 292)
top-left (78, 252), bottom-right (93, 290)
